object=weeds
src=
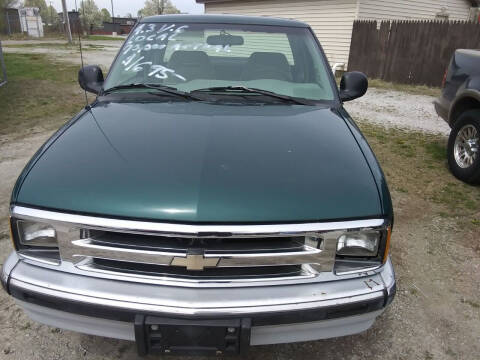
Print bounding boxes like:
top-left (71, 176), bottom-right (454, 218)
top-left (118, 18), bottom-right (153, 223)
top-left (3, 43), bottom-right (106, 51)
top-left (85, 35), bottom-right (125, 41)
top-left (358, 121), bottom-right (480, 230)
top-left (336, 76), bottom-right (441, 97)
top-left (368, 79), bottom-right (441, 98)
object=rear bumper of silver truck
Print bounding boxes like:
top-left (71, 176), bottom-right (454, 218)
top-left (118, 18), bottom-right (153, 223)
top-left (2, 251), bottom-right (395, 354)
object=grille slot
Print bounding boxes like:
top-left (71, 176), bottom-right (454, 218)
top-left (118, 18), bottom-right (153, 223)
top-left (91, 258), bottom-right (305, 280)
top-left (88, 230), bottom-right (307, 253)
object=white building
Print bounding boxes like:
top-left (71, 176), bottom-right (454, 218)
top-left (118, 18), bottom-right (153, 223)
top-left (19, 7), bottom-right (44, 38)
top-left (197, 0), bottom-right (480, 69)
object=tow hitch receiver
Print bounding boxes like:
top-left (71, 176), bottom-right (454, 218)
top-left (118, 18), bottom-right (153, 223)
top-left (135, 315), bottom-right (251, 356)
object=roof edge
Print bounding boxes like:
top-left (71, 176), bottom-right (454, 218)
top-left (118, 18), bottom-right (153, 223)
top-left (140, 14), bottom-right (309, 27)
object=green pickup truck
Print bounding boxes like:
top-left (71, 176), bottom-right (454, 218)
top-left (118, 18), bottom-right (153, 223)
top-left (2, 14), bottom-right (395, 356)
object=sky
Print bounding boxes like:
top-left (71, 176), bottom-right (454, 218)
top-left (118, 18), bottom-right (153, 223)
top-left (49, 0), bottom-right (204, 17)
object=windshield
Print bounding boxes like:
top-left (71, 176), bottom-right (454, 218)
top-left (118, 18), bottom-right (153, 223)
top-left (104, 22), bottom-right (335, 102)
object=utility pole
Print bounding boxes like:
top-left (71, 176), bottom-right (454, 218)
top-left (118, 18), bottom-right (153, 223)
top-left (111, 0), bottom-right (115, 23)
top-left (157, 0), bottom-right (165, 15)
top-left (111, 0), bottom-right (116, 35)
top-left (61, 0), bottom-right (73, 43)
top-left (49, 1), bottom-right (53, 25)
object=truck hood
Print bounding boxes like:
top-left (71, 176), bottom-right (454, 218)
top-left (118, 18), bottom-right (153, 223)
top-left (15, 101), bottom-right (382, 223)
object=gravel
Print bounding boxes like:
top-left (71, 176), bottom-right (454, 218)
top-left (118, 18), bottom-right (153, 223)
top-left (344, 88), bottom-right (451, 135)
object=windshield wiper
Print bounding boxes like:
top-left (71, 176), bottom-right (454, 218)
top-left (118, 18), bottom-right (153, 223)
top-left (190, 86), bottom-right (312, 105)
top-left (103, 83), bottom-right (202, 101)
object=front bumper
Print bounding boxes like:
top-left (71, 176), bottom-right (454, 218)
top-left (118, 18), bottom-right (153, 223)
top-left (2, 252), bottom-right (395, 347)
top-left (434, 96), bottom-right (451, 124)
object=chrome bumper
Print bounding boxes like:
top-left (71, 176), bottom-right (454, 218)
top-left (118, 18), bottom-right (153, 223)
top-left (2, 251), bottom-right (395, 344)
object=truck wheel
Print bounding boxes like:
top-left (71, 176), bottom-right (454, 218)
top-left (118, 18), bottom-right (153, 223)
top-left (447, 110), bottom-right (480, 184)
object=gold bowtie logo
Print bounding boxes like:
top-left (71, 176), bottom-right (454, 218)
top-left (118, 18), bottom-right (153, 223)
top-left (171, 253), bottom-right (220, 271)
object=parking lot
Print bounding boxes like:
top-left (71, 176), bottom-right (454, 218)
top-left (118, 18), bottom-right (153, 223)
top-left (0, 41), bottom-right (479, 360)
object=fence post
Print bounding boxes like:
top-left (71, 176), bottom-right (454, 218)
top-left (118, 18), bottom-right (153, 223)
top-left (6, 12), bottom-right (11, 35)
top-left (25, 11), bottom-right (29, 35)
top-left (0, 40), bottom-right (7, 87)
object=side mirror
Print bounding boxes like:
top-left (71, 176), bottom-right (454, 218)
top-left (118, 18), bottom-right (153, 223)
top-left (339, 71), bottom-right (368, 102)
top-left (78, 65), bottom-right (104, 94)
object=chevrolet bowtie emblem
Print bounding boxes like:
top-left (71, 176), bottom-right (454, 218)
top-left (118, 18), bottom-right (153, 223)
top-left (171, 252), bottom-right (220, 271)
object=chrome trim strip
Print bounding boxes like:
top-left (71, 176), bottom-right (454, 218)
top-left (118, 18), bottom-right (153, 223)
top-left (59, 238), bottom-right (335, 271)
top-left (10, 206), bottom-right (388, 286)
top-left (17, 252), bottom-right (60, 266)
top-left (11, 206), bottom-right (386, 237)
top-left (335, 265), bottom-right (383, 276)
top-left (16, 258), bottom-right (384, 288)
top-left (76, 262), bottom-right (317, 284)
top-left (9, 277), bottom-right (385, 316)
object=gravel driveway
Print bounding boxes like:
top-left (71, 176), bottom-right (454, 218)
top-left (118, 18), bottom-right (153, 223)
top-left (1, 43), bottom-right (478, 360)
top-left (344, 88), bottom-right (451, 135)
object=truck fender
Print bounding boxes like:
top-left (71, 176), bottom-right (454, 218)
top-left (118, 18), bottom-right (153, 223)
top-left (449, 82), bottom-right (480, 125)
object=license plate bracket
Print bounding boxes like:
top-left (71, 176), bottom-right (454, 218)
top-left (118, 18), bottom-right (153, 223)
top-left (135, 315), bottom-right (251, 356)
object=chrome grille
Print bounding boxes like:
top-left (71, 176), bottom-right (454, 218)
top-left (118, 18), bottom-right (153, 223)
top-left (60, 230), bottom-right (336, 273)
top-left (11, 206), bottom-right (387, 286)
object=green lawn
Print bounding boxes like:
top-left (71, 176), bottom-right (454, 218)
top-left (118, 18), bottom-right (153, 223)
top-left (2, 42), bottom-right (106, 51)
top-left (0, 53), bottom-right (87, 136)
top-left (359, 121), bottom-right (480, 229)
top-left (85, 35), bottom-right (125, 41)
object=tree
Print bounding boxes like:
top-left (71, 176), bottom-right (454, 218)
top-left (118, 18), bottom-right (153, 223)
top-left (137, 0), bottom-right (180, 18)
top-left (0, 0), bottom-right (20, 8)
top-left (79, 0), bottom-right (102, 32)
top-left (100, 8), bottom-right (111, 23)
top-left (24, 0), bottom-right (48, 22)
top-left (45, 4), bottom-right (58, 25)
top-left (0, 0), bottom-right (21, 32)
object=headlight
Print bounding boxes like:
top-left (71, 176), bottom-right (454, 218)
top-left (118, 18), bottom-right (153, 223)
top-left (336, 231), bottom-right (380, 257)
top-left (334, 226), bottom-right (391, 274)
top-left (17, 220), bottom-right (58, 247)
top-left (10, 217), bottom-right (61, 265)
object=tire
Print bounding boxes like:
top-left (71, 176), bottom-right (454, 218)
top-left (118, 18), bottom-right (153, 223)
top-left (447, 110), bottom-right (480, 185)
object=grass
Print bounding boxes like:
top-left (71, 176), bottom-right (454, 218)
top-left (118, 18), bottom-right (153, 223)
top-left (85, 35), bottom-right (125, 41)
top-left (336, 76), bottom-right (441, 97)
top-left (3, 42), bottom-right (106, 51)
top-left (0, 33), bottom-right (124, 41)
top-left (0, 53), bottom-right (87, 136)
top-left (0, 33), bottom-right (65, 41)
top-left (368, 78), bottom-right (441, 98)
top-left (359, 121), bottom-right (480, 230)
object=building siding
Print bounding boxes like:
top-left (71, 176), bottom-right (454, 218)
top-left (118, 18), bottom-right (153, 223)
top-left (202, 0), bottom-right (474, 68)
top-left (358, 0), bottom-right (472, 21)
top-left (204, 0), bottom-right (358, 67)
